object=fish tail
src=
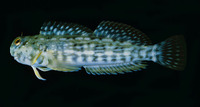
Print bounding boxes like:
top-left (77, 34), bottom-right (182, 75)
top-left (154, 35), bottom-right (186, 71)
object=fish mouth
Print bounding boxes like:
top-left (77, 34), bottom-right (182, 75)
top-left (13, 52), bottom-right (20, 61)
top-left (14, 56), bottom-right (18, 60)
top-left (10, 50), bottom-right (14, 57)
top-left (13, 56), bottom-right (20, 62)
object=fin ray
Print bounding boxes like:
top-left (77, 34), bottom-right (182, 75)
top-left (93, 21), bottom-right (152, 45)
top-left (83, 62), bottom-right (147, 75)
top-left (40, 21), bottom-right (93, 36)
top-left (37, 67), bottom-right (51, 72)
top-left (155, 35), bottom-right (186, 71)
top-left (31, 66), bottom-right (46, 81)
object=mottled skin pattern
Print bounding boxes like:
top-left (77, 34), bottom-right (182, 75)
top-left (10, 21), bottom-right (186, 80)
top-left (10, 36), bottom-right (42, 66)
top-left (10, 34), bottom-right (156, 72)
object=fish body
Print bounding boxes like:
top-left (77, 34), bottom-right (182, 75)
top-left (10, 21), bottom-right (186, 80)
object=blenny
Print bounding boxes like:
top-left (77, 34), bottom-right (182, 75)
top-left (10, 21), bottom-right (186, 80)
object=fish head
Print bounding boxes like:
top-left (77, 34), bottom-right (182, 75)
top-left (10, 36), bottom-right (39, 66)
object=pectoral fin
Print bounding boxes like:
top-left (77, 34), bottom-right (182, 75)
top-left (32, 51), bottom-right (42, 65)
top-left (31, 66), bottom-right (46, 81)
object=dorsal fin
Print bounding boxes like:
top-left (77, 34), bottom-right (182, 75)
top-left (39, 21), bottom-right (93, 36)
top-left (93, 21), bottom-right (152, 45)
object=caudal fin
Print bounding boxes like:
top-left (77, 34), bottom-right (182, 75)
top-left (155, 35), bottom-right (186, 71)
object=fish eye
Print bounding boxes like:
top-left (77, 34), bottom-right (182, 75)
top-left (14, 38), bottom-right (21, 46)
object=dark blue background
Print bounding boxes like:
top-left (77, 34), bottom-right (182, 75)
top-left (1, 0), bottom-right (199, 107)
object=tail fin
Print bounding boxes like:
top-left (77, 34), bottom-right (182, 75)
top-left (155, 35), bottom-right (186, 71)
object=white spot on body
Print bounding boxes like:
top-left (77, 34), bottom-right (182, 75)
top-left (24, 58), bottom-right (31, 65)
top-left (99, 27), bottom-right (102, 30)
top-left (44, 27), bottom-right (48, 30)
top-left (66, 56), bottom-right (73, 62)
top-left (151, 45), bottom-right (157, 62)
top-left (90, 44), bottom-right (95, 48)
top-left (51, 45), bottom-right (56, 51)
top-left (76, 37), bottom-right (83, 40)
top-left (115, 54), bottom-right (121, 62)
top-left (68, 42), bottom-right (73, 45)
top-left (57, 51), bottom-right (63, 60)
top-left (75, 27), bottom-right (79, 30)
top-left (76, 46), bottom-right (82, 49)
top-left (125, 56), bottom-right (131, 62)
top-left (140, 50), bottom-right (146, 58)
top-left (102, 38), bottom-right (112, 42)
top-left (40, 38), bottom-right (45, 40)
top-left (28, 56), bottom-right (32, 60)
top-left (96, 53), bottom-right (104, 56)
top-left (97, 57), bottom-right (103, 62)
top-left (76, 51), bottom-right (82, 56)
top-left (107, 56), bottom-right (112, 62)
top-left (51, 38), bottom-right (57, 40)
top-left (83, 44), bottom-right (88, 49)
top-left (84, 37), bottom-right (90, 40)
top-left (77, 56), bottom-right (84, 62)
top-left (76, 30), bottom-right (82, 33)
top-left (53, 28), bottom-right (57, 33)
top-left (105, 51), bottom-right (113, 56)
top-left (122, 32), bottom-right (126, 35)
top-left (43, 32), bottom-right (47, 35)
top-left (61, 31), bottom-right (65, 35)
top-left (87, 56), bottom-right (93, 62)
top-left (63, 43), bottom-right (68, 48)
top-left (64, 49), bottom-right (74, 54)
top-left (56, 31), bottom-right (61, 35)
top-left (123, 51), bottom-right (131, 56)
top-left (59, 38), bottom-right (67, 41)
top-left (50, 26), bottom-right (53, 30)
top-left (104, 31), bottom-right (109, 35)
top-left (68, 28), bottom-right (73, 32)
top-left (132, 52), bottom-right (139, 61)
top-left (84, 51), bottom-right (94, 55)
top-left (93, 39), bottom-right (99, 41)
top-left (65, 26), bottom-right (69, 29)
top-left (60, 25), bottom-right (64, 29)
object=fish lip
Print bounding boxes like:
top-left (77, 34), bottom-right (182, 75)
top-left (10, 50), bottom-right (14, 57)
top-left (14, 56), bottom-right (18, 60)
top-left (13, 54), bottom-right (19, 60)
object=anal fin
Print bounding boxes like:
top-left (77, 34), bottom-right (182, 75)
top-left (83, 62), bottom-right (147, 75)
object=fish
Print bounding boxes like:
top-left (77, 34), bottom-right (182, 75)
top-left (10, 21), bottom-right (186, 80)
